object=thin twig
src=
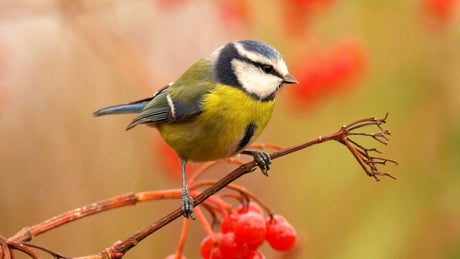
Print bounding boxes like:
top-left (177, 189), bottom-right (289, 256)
top-left (173, 218), bottom-right (189, 259)
top-left (7, 242), bottom-right (40, 259)
top-left (19, 243), bottom-right (70, 259)
top-left (190, 180), bottom-right (274, 216)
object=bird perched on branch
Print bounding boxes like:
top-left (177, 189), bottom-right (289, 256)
top-left (94, 40), bottom-right (298, 218)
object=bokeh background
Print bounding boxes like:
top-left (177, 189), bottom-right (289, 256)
top-left (0, 0), bottom-right (459, 258)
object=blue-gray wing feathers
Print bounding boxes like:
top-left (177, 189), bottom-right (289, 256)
top-left (94, 84), bottom-right (204, 130)
top-left (92, 98), bottom-right (151, 116)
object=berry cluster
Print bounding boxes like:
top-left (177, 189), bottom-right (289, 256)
top-left (282, 0), bottom-right (337, 36)
top-left (218, 0), bottom-right (251, 27)
top-left (200, 202), bottom-right (296, 259)
top-left (288, 38), bottom-right (367, 110)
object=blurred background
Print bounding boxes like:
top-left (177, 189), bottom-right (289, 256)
top-left (0, 0), bottom-right (459, 258)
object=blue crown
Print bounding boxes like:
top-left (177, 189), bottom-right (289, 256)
top-left (238, 40), bottom-right (281, 60)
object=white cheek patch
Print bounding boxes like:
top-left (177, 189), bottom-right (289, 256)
top-left (231, 59), bottom-right (281, 99)
top-left (276, 60), bottom-right (289, 77)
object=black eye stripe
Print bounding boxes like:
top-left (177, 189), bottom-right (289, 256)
top-left (262, 65), bottom-right (273, 73)
top-left (256, 63), bottom-right (282, 78)
top-left (237, 56), bottom-right (283, 79)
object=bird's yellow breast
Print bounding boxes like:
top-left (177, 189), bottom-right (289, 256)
top-left (157, 85), bottom-right (275, 162)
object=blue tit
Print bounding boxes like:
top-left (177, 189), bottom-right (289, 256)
top-left (94, 40), bottom-right (298, 218)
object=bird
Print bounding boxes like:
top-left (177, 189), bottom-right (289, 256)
top-left (93, 40), bottom-right (298, 218)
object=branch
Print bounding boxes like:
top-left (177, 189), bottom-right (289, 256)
top-left (2, 114), bottom-right (397, 258)
top-left (84, 114), bottom-right (398, 258)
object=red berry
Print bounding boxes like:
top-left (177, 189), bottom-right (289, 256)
top-left (155, 139), bottom-right (181, 178)
top-left (245, 250), bottom-right (265, 259)
top-left (236, 202), bottom-right (264, 216)
top-left (282, 0), bottom-right (336, 37)
top-left (289, 38), bottom-right (367, 110)
top-left (200, 235), bottom-right (214, 259)
top-left (219, 232), bottom-right (247, 258)
top-left (209, 247), bottom-right (224, 259)
top-left (233, 212), bottom-right (266, 249)
top-left (423, 0), bottom-right (459, 23)
top-left (266, 216), bottom-right (296, 251)
top-left (218, 0), bottom-right (251, 26)
top-left (221, 212), bottom-right (238, 233)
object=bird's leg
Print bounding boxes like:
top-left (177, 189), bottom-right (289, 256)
top-left (241, 150), bottom-right (271, 176)
top-left (179, 158), bottom-right (195, 219)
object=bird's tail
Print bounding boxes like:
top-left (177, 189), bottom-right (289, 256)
top-left (93, 97), bottom-right (153, 116)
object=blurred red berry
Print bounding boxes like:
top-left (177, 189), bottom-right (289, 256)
top-left (209, 247), bottom-right (224, 259)
top-left (234, 212), bottom-right (267, 249)
top-left (288, 38), bottom-right (367, 110)
top-left (155, 139), bottom-right (199, 181)
top-left (218, 0), bottom-right (251, 27)
top-left (422, 0), bottom-right (459, 25)
top-left (155, 0), bottom-right (188, 9)
top-left (156, 139), bottom-right (181, 177)
top-left (265, 216), bottom-right (297, 251)
top-left (236, 202), bottom-right (264, 216)
top-left (287, 0), bottom-right (335, 8)
top-left (282, 0), bottom-right (336, 37)
top-left (200, 235), bottom-right (214, 259)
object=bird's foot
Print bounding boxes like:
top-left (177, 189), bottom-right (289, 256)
top-left (181, 189), bottom-right (195, 219)
top-left (242, 150), bottom-right (271, 176)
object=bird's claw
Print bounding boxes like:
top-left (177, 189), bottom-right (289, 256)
top-left (244, 150), bottom-right (271, 176)
top-left (181, 190), bottom-right (195, 219)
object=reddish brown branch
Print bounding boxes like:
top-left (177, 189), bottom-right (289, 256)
top-left (90, 114), bottom-right (397, 258)
top-left (8, 193), bottom-right (139, 243)
top-left (2, 114), bottom-right (397, 259)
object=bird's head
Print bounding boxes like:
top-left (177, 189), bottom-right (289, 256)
top-left (209, 40), bottom-right (298, 101)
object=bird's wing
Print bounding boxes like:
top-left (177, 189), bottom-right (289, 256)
top-left (126, 80), bottom-right (212, 130)
top-left (127, 58), bottom-right (214, 130)
top-left (93, 84), bottom-right (171, 117)
top-left (126, 86), bottom-right (172, 130)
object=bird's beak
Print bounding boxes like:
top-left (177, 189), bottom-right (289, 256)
top-left (283, 73), bottom-right (298, 84)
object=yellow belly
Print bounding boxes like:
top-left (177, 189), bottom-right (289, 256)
top-left (156, 85), bottom-right (274, 162)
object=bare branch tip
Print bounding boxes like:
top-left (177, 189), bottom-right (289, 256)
top-left (382, 112), bottom-right (389, 122)
top-left (368, 148), bottom-right (382, 154)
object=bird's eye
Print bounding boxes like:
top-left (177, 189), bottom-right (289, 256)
top-left (261, 65), bottom-right (274, 74)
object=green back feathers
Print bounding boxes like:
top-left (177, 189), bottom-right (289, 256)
top-left (127, 58), bottom-right (215, 129)
top-left (167, 58), bottom-right (216, 103)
